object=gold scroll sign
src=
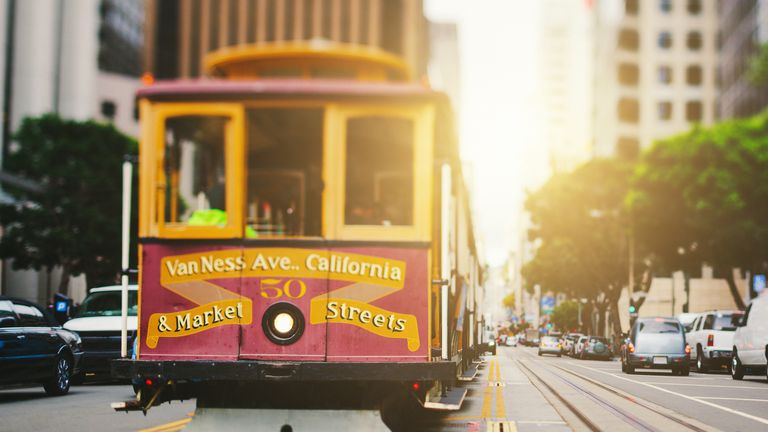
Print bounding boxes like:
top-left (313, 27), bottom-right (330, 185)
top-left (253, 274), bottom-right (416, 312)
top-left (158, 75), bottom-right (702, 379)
top-left (146, 248), bottom-right (420, 352)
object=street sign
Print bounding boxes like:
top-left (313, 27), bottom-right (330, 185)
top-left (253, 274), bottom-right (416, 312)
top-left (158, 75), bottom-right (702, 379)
top-left (541, 296), bottom-right (555, 315)
top-left (754, 274), bottom-right (766, 294)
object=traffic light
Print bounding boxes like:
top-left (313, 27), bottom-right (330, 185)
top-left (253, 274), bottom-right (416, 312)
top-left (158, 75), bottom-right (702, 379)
top-left (629, 299), bottom-right (637, 315)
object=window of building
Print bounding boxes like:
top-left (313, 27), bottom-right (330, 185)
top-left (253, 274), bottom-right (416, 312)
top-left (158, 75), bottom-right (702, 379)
top-left (658, 65), bottom-right (673, 84)
top-left (686, 65), bottom-right (702, 85)
top-left (616, 137), bottom-right (640, 160)
top-left (658, 101), bottom-right (673, 120)
top-left (626, 0), bottom-right (639, 15)
top-left (660, 0), bottom-right (672, 13)
top-left (619, 29), bottom-right (639, 51)
top-left (101, 100), bottom-right (117, 120)
top-left (246, 108), bottom-right (324, 237)
top-left (618, 98), bottom-right (640, 123)
top-left (618, 63), bottom-right (639, 85)
top-left (345, 116), bottom-right (414, 226)
top-left (687, 31), bottom-right (702, 50)
top-left (686, 101), bottom-right (703, 121)
top-left (687, 0), bottom-right (702, 14)
top-left (658, 32), bottom-right (672, 49)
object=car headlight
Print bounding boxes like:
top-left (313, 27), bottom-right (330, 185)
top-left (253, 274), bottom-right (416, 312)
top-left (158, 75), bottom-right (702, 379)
top-left (489, 340), bottom-right (495, 346)
top-left (262, 303), bottom-right (304, 345)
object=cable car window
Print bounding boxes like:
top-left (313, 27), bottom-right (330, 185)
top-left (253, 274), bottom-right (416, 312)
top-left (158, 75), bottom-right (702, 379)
top-left (162, 116), bottom-right (228, 226)
top-left (345, 116), bottom-right (414, 226)
top-left (246, 108), bottom-right (323, 237)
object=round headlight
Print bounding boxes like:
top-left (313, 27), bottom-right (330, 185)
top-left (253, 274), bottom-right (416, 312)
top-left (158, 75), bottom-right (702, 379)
top-left (273, 312), bottom-right (295, 336)
top-left (262, 303), bottom-right (304, 345)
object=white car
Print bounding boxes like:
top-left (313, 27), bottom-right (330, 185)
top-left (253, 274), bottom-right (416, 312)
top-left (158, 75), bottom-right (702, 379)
top-left (573, 336), bottom-right (589, 358)
top-left (564, 333), bottom-right (583, 356)
top-left (731, 295), bottom-right (768, 380)
top-left (63, 285), bottom-right (138, 378)
top-left (687, 310), bottom-right (743, 372)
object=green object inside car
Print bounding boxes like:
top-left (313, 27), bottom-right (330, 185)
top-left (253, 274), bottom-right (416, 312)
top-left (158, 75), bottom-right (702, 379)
top-left (189, 209), bottom-right (257, 237)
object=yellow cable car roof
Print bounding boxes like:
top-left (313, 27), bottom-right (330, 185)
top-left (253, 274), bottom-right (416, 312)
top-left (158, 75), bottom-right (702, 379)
top-left (204, 41), bottom-right (412, 82)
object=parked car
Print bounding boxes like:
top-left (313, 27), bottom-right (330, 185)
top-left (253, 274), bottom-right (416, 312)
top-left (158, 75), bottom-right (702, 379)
top-left (573, 335), bottom-right (589, 358)
top-left (505, 335), bottom-right (518, 347)
top-left (538, 335), bottom-right (562, 357)
top-left (686, 310), bottom-right (743, 372)
top-left (621, 317), bottom-right (691, 375)
top-left (63, 285), bottom-right (138, 380)
top-left (563, 333), bottom-right (583, 356)
top-left (731, 295), bottom-right (768, 380)
top-left (0, 297), bottom-right (83, 395)
top-left (579, 336), bottom-right (612, 360)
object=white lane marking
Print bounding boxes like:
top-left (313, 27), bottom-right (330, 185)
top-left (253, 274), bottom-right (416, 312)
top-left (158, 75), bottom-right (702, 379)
top-left (516, 420), bottom-right (567, 425)
top-left (695, 397), bottom-right (768, 402)
top-left (569, 363), bottom-right (768, 426)
top-left (642, 382), bottom-right (768, 390)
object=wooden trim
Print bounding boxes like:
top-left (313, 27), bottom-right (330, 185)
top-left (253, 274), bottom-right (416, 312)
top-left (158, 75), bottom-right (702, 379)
top-left (151, 103), bottom-right (245, 239)
top-left (238, 0), bottom-right (248, 44)
top-left (200, 0), bottom-right (211, 73)
top-left (179, 0), bottom-right (192, 78)
top-left (257, 0), bottom-right (267, 42)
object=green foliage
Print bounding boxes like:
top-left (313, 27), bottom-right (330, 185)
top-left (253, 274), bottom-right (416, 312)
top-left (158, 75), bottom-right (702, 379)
top-left (523, 159), bottom-right (636, 301)
top-left (0, 114), bottom-right (138, 291)
top-left (748, 43), bottom-right (768, 86)
top-left (629, 113), bottom-right (768, 309)
top-left (550, 300), bottom-right (580, 332)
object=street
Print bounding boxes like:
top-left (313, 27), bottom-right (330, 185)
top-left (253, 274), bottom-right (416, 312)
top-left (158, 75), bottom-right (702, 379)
top-left (4, 346), bottom-right (768, 431)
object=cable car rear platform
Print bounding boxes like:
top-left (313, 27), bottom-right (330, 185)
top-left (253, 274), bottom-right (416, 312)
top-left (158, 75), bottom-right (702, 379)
top-left (112, 358), bottom-right (458, 382)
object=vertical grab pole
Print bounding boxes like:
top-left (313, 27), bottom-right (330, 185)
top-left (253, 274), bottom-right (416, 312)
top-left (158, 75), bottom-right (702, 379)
top-left (440, 163), bottom-right (451, 361)
top-left (120, 160), bottom-right (133, 358)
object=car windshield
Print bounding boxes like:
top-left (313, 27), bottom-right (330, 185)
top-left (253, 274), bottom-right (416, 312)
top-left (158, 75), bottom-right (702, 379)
top-left (76, 291), bottom-right (138, 317)
top-left (542, 336), bottom-right (558, 343)
top-left (638, 320), bottom-right (680, 334)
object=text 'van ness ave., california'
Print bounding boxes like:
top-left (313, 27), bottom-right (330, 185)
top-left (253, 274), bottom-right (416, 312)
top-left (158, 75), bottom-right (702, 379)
top-left (161, 248), bottom-right (405, 287)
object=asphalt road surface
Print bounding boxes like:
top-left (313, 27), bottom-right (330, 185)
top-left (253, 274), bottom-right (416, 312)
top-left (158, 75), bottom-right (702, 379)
top-left (4, 347), bottom-right (768, 431)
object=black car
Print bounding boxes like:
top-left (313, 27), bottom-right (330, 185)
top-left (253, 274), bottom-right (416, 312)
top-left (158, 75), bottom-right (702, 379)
top-left (621, 317), bottom-right (691, 375)
top-left (0, 297), bottom-right (84, 395)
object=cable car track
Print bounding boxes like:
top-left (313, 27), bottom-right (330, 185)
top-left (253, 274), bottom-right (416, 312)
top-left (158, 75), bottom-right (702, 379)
top-left (516, 357), bottom-right (709, 432)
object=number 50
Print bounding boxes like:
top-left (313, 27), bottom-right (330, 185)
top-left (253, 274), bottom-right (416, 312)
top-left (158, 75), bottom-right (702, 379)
top-left (259, 279), bottom-right (307, 299)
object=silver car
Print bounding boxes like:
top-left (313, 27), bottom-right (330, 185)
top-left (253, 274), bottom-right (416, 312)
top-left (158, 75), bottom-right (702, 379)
top-left (538, 335), bottom-right (562, 357)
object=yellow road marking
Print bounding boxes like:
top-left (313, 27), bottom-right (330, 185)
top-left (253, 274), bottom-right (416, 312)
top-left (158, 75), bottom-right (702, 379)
top-left (481, 357), bottom-right (496, 418)
top-left (138, 417), bottom-right (192, 432)
top-left (495, 386), bottom-right (506, 419)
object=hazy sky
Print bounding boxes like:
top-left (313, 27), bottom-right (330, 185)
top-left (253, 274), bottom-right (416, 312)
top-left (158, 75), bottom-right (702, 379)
top-left (425, 0), bottom-right (547, 266)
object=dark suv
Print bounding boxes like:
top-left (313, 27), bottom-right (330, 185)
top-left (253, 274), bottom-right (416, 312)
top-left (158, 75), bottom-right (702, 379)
top-left (0, 297), bottom-right (83, 395)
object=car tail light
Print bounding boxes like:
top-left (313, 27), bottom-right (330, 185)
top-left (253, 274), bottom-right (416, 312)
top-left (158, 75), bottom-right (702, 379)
top-left (628, 342), bottom-right (635, 353)
top-left (707, 334), bottom-right (714, 347)
top-left (685, 344), bottom-right (692, 355)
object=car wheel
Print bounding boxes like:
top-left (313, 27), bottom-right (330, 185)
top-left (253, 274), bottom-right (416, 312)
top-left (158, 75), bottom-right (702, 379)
top-left (621, 359), bottom-right (627, 373)
top-left (43, 354), bottom-right (72, 396)
top-left (696, 347), bottom-right (708, 373)
top-left (626, 364), bottom-right (635, 374)
top-left (538, 350), bottom-right (542, 356)
top-left (680, 365), bottom-right (690, 376)
top-left (731, 351), bottom-right (745, 380)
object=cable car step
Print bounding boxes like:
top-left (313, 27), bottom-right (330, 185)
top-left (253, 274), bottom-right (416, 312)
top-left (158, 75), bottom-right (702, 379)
top-left (458, 363), bottom-right (479, 381)
top-left (183, 408), bottom-right (389, 431)
top-left (423, 387), bottom-right (467, 411)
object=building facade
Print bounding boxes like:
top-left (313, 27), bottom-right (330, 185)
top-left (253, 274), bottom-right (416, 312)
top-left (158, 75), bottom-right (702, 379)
top-left (0, 0), bottom-right (144, 304)
top-left (592, 0), bottom-right (719, 158)
top-left (144, 0), bottom-right (429, 80)
top-left (719, 0), bottom-right (768, 119)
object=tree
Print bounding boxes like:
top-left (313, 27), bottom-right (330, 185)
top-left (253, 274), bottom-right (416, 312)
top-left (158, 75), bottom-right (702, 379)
top-left (524, 158), bottom-right (637, 340)
top-left (748, 42), bottom-right (768, 86)
top-left (629, 114), bottom-right (768, 310)
top-left (0, 114), bottom-right (138, 294)
top-left (502, 292), bottom-right (515, 310)
top-left (550, 301), bottom-right (579, 332)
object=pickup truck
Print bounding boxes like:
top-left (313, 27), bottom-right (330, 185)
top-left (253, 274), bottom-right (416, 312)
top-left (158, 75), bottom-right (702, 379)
top-left (686, 310), bottom-right (743, 372)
